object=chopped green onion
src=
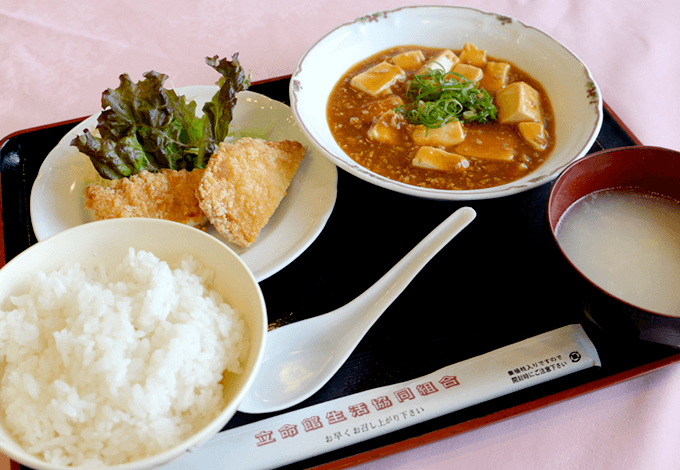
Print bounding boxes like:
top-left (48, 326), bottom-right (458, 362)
top-left (395, 68), bottom-right (497, 128)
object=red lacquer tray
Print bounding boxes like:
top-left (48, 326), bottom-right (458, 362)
top-left (2, 77), bottom-right (679, 470)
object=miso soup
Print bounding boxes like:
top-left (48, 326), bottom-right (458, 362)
top-left (555, 188), bottom-right (680, 316)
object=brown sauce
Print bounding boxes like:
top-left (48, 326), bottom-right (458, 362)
top-left (326, 45), bottom-right (555, 190)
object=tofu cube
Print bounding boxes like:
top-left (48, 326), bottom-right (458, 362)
top-left (417, 49), bottom-right (460, 75)
top-left (450, 63), bottom-right (484, 83)
top-left (459, 43), bottom-right (487, 67)
top-left (412, 120), bottom-right (466, 146)
top-left (455, 132), bottom-right (519, 161)
top-left (412, 147), bottom-right (470, 172)
top-left (518, 122), bottom-right (549, 151)
top-left (358, 95), bottom-right (404, 123)
top-left (367, 110), bottom-right (410, 145)
top-left (350, 61), bottom-right (406, 97)
top-left (479, 62), bottom-right (511, 92)
top-left (391, 50), bottom-right (426, 70)
top-left (495, 82), bottom-right (543, 124)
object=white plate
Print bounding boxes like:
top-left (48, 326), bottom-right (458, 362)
top-left (30, 88), bottom-right (338, 281)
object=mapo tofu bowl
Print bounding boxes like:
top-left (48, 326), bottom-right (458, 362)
top-left (290, 6), bottom-right (603, 200)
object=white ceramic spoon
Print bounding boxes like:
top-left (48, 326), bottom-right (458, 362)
top-left (238, 206), bottom-right (476, 414)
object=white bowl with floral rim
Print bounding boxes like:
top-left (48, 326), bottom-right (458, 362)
top-left (290, 5), bottom-right (603, 200)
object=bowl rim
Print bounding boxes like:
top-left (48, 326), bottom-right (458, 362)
top-left (290, 4), bottom-right (604, 201)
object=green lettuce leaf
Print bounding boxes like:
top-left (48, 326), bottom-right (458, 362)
top-left (71, 53), bottom-right (250, 179)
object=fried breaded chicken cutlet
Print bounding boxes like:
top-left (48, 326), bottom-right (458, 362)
top-left (84, 138), bottom-right (306, 246)
top-left (85, 169), bottom-right (207, 225)
top-left (198, 137), bottom-right (307, 247)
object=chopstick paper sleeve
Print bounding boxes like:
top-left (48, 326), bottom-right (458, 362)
top-left (160, 324), bottom-right (601, 470)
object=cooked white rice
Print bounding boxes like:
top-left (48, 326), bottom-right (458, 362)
top-left (0, 248), bottom-right (249, 466)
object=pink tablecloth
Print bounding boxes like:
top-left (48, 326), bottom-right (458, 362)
top-left (2, 1), bottom-right (680, 469)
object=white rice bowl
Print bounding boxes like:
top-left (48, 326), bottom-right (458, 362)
top-left (0, 219), bottom-right (267, 469)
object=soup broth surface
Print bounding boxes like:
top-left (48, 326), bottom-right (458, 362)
top-left (556, 188), bottom-right (680, 316)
